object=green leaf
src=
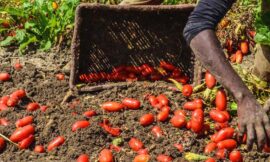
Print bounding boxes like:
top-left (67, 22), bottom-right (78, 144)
top-left (112, 138), bottom-right (123, 146)
top-left (230, 102), bottom-right (238, 111)
top-left (40, 40), bottom-right (51, 51)
top-left (15, 29), bottom-right (26, 43)
top-left (185, 152), bottom-right (209, 161)
top-left (0, 36), bottom-right (15, 46)
top-left (168, 78), bottom-right (183, 91)
top-left (24, 21), bottom-right (36, 29)
top-left (19, 36), bottom-right (37, 53)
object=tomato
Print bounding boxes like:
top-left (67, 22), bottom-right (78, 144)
top-left (7, 97), bottom-right (19, 107)
top-left (0, 73), bottom-right (10, 81)
top-left (174, 110), bottom-right (186, 117)
top-left (222, 111), bottom-right (230, 120)
top-left (18, 134), bottom-right (34, 149)
top-left (72, 120), bottom-right (90, 132)
top-left (171, 68), bottom-right (182, 77)
top-left (99, 122), bottom-right (121, 136)
top-left (14, 62), bottom-right (23, 70)
top-left (137, 148), bottom-right (149, 155)
top-left (1, 20), bottom-right (10, 28)
top-left (83, 110), bottom-right (97, 118)
top-left (209, 110), bottom-right (229, 123)
top-left (56, 73), bottom-right (65, 80)
top-left (156, 94), bottom-right (169, 106)
top-left (173, 144), bottom-right (183, 152)
top-left (217, 139), bottom-right (237, 150)
top-left (0, 96), bottom-right (9, 105)
top-left (191, 109), bottom-right (204, 133)
top-left (34, 145), bottom-right (45, 153)
top-left (157, 154), bottom-right (172, 162)
top-left (215, 90), bottom-right (227, 111)
top-left (110, 144), bottom-right (122, 152)
top-left (229, 150), bottom-right (243, 162)
top-left (133, 154), bottom-right (150, 162)
top-left (205, 158), bottom-right (216, 162)
top-left (26, 102), bottom-right (40, 111)
top-left (47, 136), bottom-right (65, 151)
top-left (140, 114), bottom-right (154, 126)
top-left (40, 106), bottom-right (48, 112)
top-left (214, 122), bottom-right (229, 131)
top-left (205, 71), bottom-right (216, 89)
top-left (10, 125), bottom-right (35, 142)
top-left (129, 138), bottom-right (144, 151)
top-left (215, 149), bottom-right (226, 159)
top-left (11, 90), bottom-right (26, 99)
top-left (213, 127), bottom-right (234, 143)
top-left (204, 142), bottom-right (217, 154)
top-left (148, 96), bottom-right (159, 107)
top-left (0, 118), bottom-right (9, 126)
top-left (151, 126), bottom-right (163, 138)
top-left (77, 154), bottom-right (89, 162)
top-left (160, 61), bottom-right (175, 71)
top-left (230, 54), bottom-right (236, 63)
top-left (182, 84), bottom-right (193, 97)
top-left (157, 106), bottom-right (170, 122)
top-left (263, 144), bottom-right (270, 153)
top-left (186, 121), bottom-right (191, 129)
top-left (101, 102), bottom-right (125, 112)
top-left (235, 50), bottom-right (243, 64)
top-left (0, 104), bottom-right (8, 111)
top-left (240, 41), bottom-right (249, 54)
top-left (174, 75), bottom-right (189, 84)
top-left (52, 2), bottom-right (58, 10)
top-left (170, 115), bottom-right (186, 128)
top-left (122, 98), bottom-right (141, 109)
top-left (0, 137), bottom-right (6, 151)
top-left (99, 149), bottom-right (113, 162)
top-left (16, 116), bottom-right (33, 127)
top-left (150, 73), bottom-right (162, 81)
top-left (183, 101), bottom-right (202, 111)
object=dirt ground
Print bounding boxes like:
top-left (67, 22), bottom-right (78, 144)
top-left (0, 45), bottom-right (270, 162)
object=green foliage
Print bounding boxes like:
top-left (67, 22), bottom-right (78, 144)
top-left (163, 0), bottom-right (196, 5)
top-left (0, 0), bottom-right (79, 53)
top-left (254, 0), bottom-right (270, 46)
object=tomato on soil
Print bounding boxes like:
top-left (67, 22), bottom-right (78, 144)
top-left (16, 116), bottom-right (33, 127)
top-left (47, 136), bottom-right (65, 151)
top-left (0, 73), bottom-right (10, 81)
top-left (122, 98), bottom-right (141, 109)
top-left (26, 102), bottom-right (40, 111)
top-left (182, 84), bottom-right (193, 97)
top-left (77, 154), bottom-right (89, 162)
top-left (18, 134), bottom-right (34, 149)
top-left (156, 154), bottom-right (173, 162)
top-left (101, 102), bottom-right (125, 112)
top-left (34, 145), bottom-right (45, 153)
top-left (229, 150), bottom-right (243, 162)
top-left (133, 154), bottom-right (150, 162)
top-left (99, 149), bottom-right (113, 162)
top-left (151, 126), bottom-right (163, 138)
top-left (205, 71), bottom-right (216, 89)
top-left (10, 125), bottom-right (35, 142)
top-left (215, 90), bottom-right (227, 111)
top-left (140, 114), bottom-right (154, 126)
top-left (129, 138), bottom-right (144, 151)
top-left (72, 120), bottom-right (90, 132)
top-left (0, 137), bottom-right (6, 151)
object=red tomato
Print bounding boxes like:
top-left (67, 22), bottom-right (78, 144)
top-left (26, 102), bottom-right (40, 111)
top-left (182, 84), bottom-right (193, 97)
top-left (160, 61), bottom-right (175, 71)
top-left (183, 101), bottom-right (202, 111)
top-left (99, 122), bottom-right (121, 137)
top-left (191, 109), bottom-right (204, 133)
top-left (170, 115), bottom-right (186, 128)
top-left (40, 106), bottom-right (48, 112)
top-left (18, 134), bottom-right (34, 149)
top-left (14, 62), bottom-right (23, 70)
top-left (217, 139), bottom-right (237, 150)
top-left (171, 68), bottom-right (182, 77)
top-left (140, 114), bottom-right (154, 126)
top-left (215, 149), bottom-right (226, 159)
top-left (173, 143), bottom-right (183, 152)
top-left (0, 96), bottom-right (9, 105)
top-left (205, 158), bottom-right (216, 162)
top-left (11, 90), bottom-right (26, 99)
top-left (7, 97), bottom-right (19, 107)
top-left (16, 116), bottom-right (33, 127)
top-left (148, 96), bottom-right (158, 107)
top-left (156, 154), bottom-right (172, 162)
top-left (209, 110), bottom-right (229, 123)
top-left (205, 71), bottom-right (216, 89)
top-left (174, 110), bottom-right (186, 117)
top-left (186, 120), bottom-right (191, 129)
top-left (151, 126), bottom-right (163, 138)
top-left (34, 145), bottom-right (45, 153)
top-left (47, 136), bottom-right (65, 151)
top-left (77, 154), bottom-right (89, 162)
top-left (129, 138), bottom-right (144, 151)
top-left (99, 149), bottom-right (113, 162)
top-left (204, 142), bottom-right (217, 154)
top-left (56, 73), bottom-right (65, 80)
top-left (0, 118), bottom-right (9, 126)
top-left (122, 98), bottom-right (141, 109)
top-left (0, 73), bottom-right (10, 81)
top-left (72, 120), bottom-right (90, 132)
top-left (213, 127), bottom-right (234, 143)
top-left (229, 150), bottom-right (243, 162)
top-left (263, 144), bottom-right (270, 153)
top-left (83, 110), bottom-right (97, 118)
top-left (0, 137), bottom-right (6, 151)
top-left (110, 144), bottom-right (122, 152)
top-left (137, 148), bottom-right (149, 155)
top-left (215, 90), bottom-right (227, 111)
top-left (133, 154), bottom-right (150, 162)
top-left (10, 125), bottom-right (35, 142)
top-left (240, 41), bottom-right (249, 54)
top-left (156, 94), bottom-right (169, 106)
top-left (157, 106), bottom-right (170, 122)
top-left (101, 102), bottom-right (125, 112)
top-left (0, 103), bottom-right (8, 111)
top-left (214, 122), bottom-right (229, 131)
top-left (235, 50), bottom-right (243, 64)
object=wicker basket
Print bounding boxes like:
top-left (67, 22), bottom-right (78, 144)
top-left (70, 4), bottom-right (201, 92)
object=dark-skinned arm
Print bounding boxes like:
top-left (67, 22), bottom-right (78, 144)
top-left (184, 0), bottom-right (270, 150)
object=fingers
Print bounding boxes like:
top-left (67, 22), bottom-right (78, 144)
top-left (255, 120), bottom-right (266, 151)
top-left (238, 122), bottom-right (246, 142)
top-left (247, 123), bottom-right (255, 150)
top-left (263, 99), bottom-right (270, 114)
top-left (263, 114), bottom-right (270, 143)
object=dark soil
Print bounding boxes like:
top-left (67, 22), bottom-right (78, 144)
top-left (0, 46), bottom-right (270, 162)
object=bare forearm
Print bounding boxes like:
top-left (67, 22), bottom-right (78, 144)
top-left (190, 30), bottom-right (252, 102)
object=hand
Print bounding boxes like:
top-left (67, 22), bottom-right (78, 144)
top-left (263, 98), bottom-right (270, 114)
top-left (237, 96), bottom-right (270, 150)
